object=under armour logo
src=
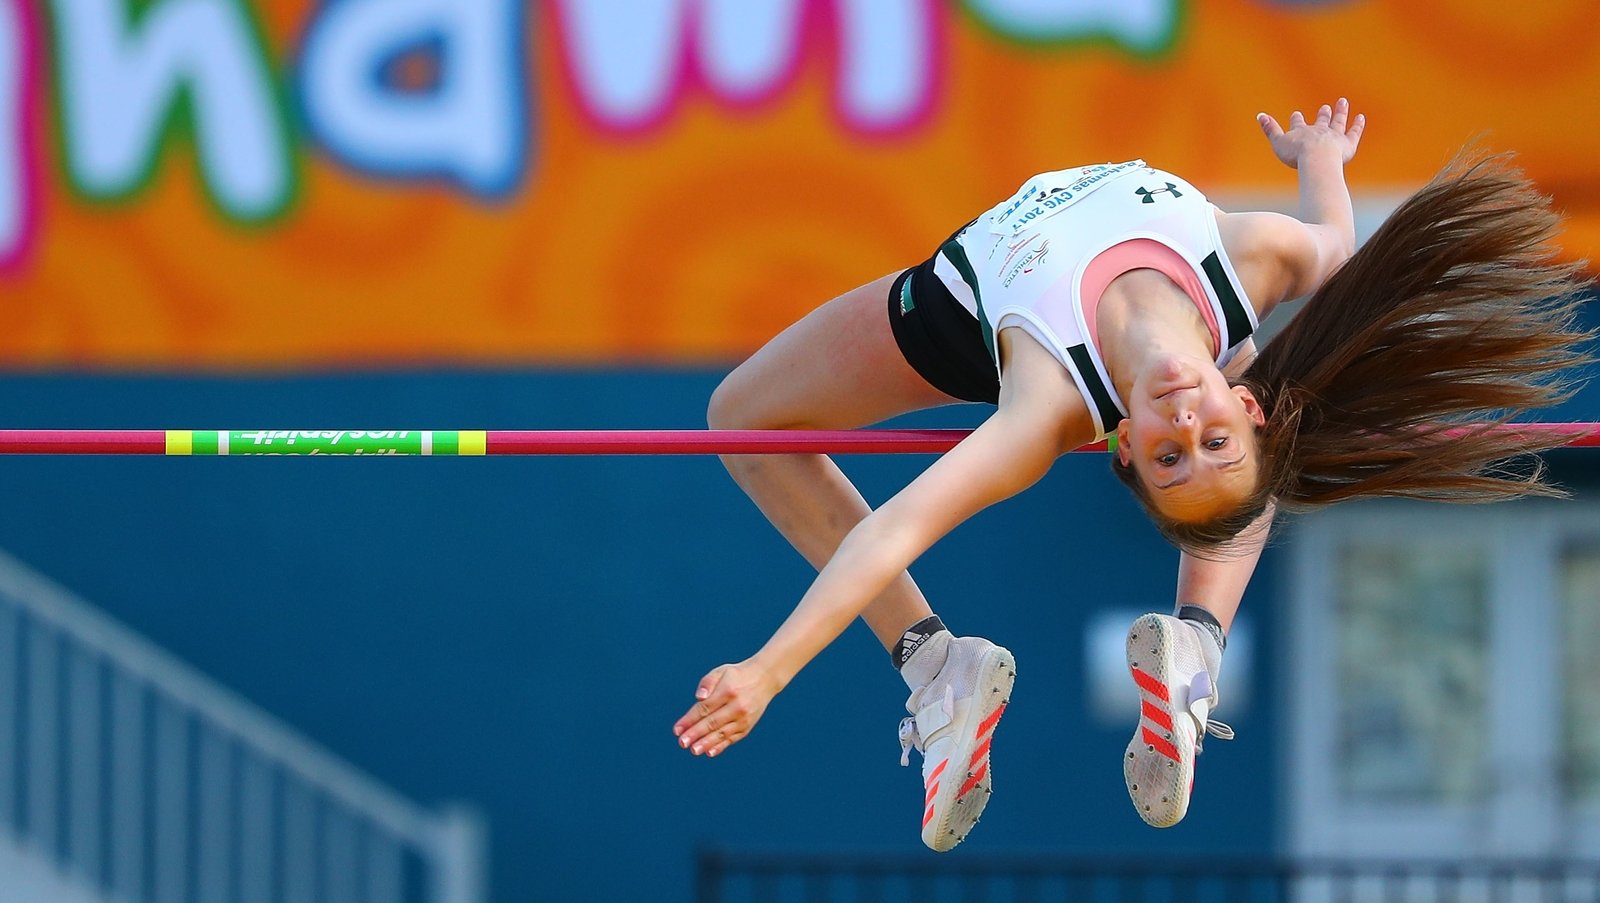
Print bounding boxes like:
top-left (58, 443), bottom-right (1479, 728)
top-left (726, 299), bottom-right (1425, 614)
top-left (1135, 183), bottom-right (1183, 203)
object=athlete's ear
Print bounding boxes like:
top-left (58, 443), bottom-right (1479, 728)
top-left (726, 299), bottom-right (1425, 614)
top-left (1232, 386), bottom-right (1266, 427)
top-left (1115, 420), bottom-right (1132, 466)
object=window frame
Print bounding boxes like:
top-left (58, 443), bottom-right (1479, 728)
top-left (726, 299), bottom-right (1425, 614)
top-left (1286, 500), bottom-right (1600, 858)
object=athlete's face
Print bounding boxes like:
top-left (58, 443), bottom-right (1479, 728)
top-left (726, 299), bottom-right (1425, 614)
top-left (1115, 355), bottom-right (1265, 523)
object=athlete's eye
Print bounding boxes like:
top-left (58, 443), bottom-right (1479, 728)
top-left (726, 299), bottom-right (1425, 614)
top-left (1205, 437), bottom-right (1228, 451)
top-left (1157, 453), bottom-right (1179, 467)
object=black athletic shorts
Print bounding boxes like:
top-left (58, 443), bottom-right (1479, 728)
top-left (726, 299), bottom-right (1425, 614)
top-left (887, 247), bottom-right (1001, 405)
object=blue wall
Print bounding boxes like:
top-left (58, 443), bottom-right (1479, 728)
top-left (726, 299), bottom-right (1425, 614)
top-left (0, 368), bottom-right (1290, 900)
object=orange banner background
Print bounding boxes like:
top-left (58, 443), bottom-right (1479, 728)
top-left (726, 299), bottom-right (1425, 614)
top-left (2, 0), bottom-right (1596, 370)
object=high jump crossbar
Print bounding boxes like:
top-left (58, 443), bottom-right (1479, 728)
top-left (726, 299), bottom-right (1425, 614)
top-left (0, 424), bottom-right (1597, 456)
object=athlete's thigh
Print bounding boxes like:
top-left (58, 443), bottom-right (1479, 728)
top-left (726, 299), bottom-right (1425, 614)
top-left (711, 272), bottom-right (963, 431)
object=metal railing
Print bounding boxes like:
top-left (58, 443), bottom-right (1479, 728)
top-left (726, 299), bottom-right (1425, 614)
top-left (0, 548), bottom-right (485, 903)
top-left (696, 850), bottom-right (1600, 903)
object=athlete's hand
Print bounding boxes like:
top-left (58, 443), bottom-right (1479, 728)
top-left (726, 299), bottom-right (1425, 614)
top-left (1257, 97), bottom-right (1365, 169)
top-left (673, 659), bottom-right (781, 757)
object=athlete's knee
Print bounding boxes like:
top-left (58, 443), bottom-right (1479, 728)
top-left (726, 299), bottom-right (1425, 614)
top-left (708, 365), bottom-right (811, 431)
top-left (708, 370), bottom-right (760, 430)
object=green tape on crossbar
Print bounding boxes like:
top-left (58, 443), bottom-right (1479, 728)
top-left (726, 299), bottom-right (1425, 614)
top-left (200, 431), bottom-right (430, 456)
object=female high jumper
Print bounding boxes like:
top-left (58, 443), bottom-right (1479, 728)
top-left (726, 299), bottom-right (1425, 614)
top-left (674, 97), bottom-right (1592, 849)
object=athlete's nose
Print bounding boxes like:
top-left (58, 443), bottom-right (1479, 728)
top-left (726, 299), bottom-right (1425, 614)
top-left (1170, 411), bottom-right (1200, 442)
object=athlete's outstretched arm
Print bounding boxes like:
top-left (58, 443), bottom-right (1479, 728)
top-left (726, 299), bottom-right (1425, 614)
top-left (1173, 501), bottom-right (1274, 632)
top-left (1258, 97), bottom-right (1364, 291)
top-left (673, 402), bottom-right (1067, 757)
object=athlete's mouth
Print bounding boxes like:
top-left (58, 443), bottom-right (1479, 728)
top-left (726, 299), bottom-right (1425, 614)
top-left (1155, 384), bottom-right (1199, 401)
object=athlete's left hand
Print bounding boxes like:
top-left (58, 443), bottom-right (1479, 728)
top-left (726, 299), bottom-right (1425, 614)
top-left (673, 659), bottom-right (781, 757)
top-left (1257, 96), bottom-right (1365, 169)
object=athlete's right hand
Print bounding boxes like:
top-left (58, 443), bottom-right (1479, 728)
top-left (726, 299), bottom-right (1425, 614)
top-left (673, 659), bottom-right (781, 758)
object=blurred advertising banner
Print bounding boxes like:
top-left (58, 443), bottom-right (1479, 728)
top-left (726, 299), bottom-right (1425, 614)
top-left (0, 0), bottom-right (1595, 369)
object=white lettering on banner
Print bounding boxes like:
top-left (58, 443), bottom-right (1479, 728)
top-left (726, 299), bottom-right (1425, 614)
top-left (964, 0), bottom-right (1179, 53)
top-left (553, 0), bottom-right (937, 133)
top-left (833, 0), bottom-right (933, 130)
top-left (0, 1), bottom-right (1204, 269)
top-left (0, 1), bottom-right (25, 265)
top-left (298, 0), bottom-right (525, 197)
top-left (698, 0), bottom-right (804, 101)
top-left (49, 0), bottom-right (290, 218)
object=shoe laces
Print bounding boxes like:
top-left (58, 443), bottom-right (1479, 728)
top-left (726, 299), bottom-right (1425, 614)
top-left (897, 717), bottom-right (920, 767)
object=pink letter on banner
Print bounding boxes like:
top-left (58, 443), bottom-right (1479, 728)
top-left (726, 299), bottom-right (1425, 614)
top-left (0, 0), bottom-right (39, 273)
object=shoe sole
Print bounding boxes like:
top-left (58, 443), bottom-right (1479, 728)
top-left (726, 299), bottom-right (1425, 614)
top-left (923, 645), bottom-right (1015, 852)
top-left (1124, 614), bottom-right (1193, 828)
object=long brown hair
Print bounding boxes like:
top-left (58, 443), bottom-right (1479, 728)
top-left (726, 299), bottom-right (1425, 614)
top-left (1115, 150), bottom-right (1595, 550)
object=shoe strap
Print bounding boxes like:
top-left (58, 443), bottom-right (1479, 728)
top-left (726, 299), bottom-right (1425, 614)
top-left (1185, 670), bottom-right (1235, 749)
top-left (897, 685), bottom-right (955, 767)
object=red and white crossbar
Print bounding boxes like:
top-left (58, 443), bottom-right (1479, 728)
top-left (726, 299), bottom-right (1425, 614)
top-left (0, 424), bottom-right (1596, 456)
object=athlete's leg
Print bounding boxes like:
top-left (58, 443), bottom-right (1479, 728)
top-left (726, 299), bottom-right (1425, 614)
top-left (711, 272), bottom-right (1013, 852)
top-left (1123, 611), bottom-right (1232, 828)
top-left (707, 271), bottom-right (961, 650)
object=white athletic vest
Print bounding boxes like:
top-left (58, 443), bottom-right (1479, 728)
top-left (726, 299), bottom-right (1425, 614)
top-left (932, 160), bottom-right (1259, 438)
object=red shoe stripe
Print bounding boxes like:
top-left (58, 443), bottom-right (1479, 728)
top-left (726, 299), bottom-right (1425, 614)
top-left (1141, 726), bottom-right (1182, 763)
top-left (968, 736), bottom-right (992, 770)
top-left (957, 762), bottom-right (989, 799)
top-left (1131, 667), bottom-right (1169, 702)
top-left (1140, 699), bottom-right (1174, 732)
top-left (923, 804), bottom-right (937, 828)
top-left (925, 781), bottom-right (940, 806)
top-left (975, 702), bottom-right (1007, 739)
top-left (927, 759), bottom-right (948, 785)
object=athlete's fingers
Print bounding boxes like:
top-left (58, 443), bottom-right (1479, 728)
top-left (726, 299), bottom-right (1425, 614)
top-left (699, 726), bottom-right (748, 758)
top-left (680, 702), bottom-right (728, 752)
top-left (674, 665), bottom-right (730, 742)
top-left (673, 698), bottom-right (702, 742)
top-left (1289, 110), bottom-right (1307, 129)
top-left (696, 668), bottom-right (724, 699)
top-left (674, 697), bottom-right (718, 747)
top-left (686, 691), bottom-right (757, 753)
top-left (681, 669), bottom-right (749, 752)
top-left (1315, 103), bottom-right (1332, 127)
top-left (1331, 97), bottom-right (1349, 131)
top-left (1257, 112), bottom-right (1284, 140)
top-left (674, 660), bottom-right (776, 755)
top-left (693, 728), bottom-right (724, 756)
top-left (705, 727), bottom-right (748, 758)
top-left (687, 712), bottom-right (731, 754)
top-left (1346, 112), bottom-right (1366, 148)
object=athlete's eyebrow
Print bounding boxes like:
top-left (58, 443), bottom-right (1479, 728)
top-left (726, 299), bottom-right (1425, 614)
top-left (1156, 474), bottom-right (1190, 490)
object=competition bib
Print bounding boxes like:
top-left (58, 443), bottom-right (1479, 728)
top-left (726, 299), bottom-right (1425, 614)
top-left (985, 160), bottom-right (1148, 236)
